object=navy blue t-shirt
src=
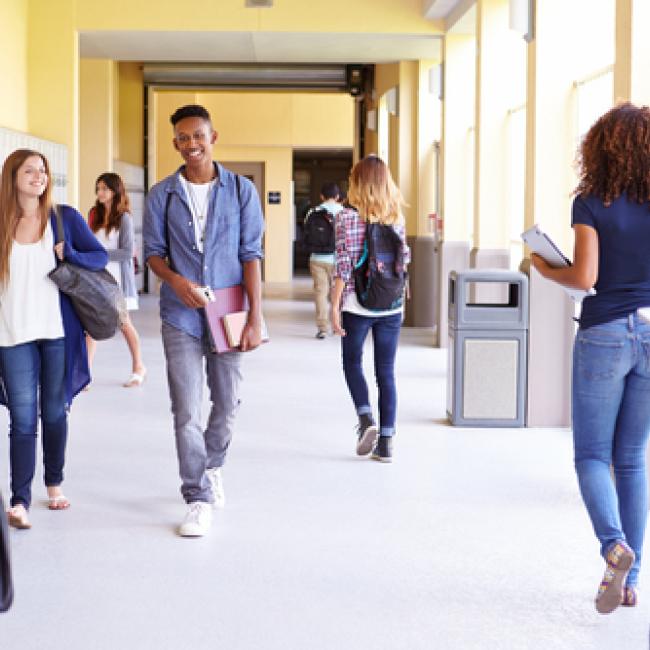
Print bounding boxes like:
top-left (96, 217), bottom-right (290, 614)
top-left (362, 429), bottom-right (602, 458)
top-left (572, 193), bottom-right (650, 329)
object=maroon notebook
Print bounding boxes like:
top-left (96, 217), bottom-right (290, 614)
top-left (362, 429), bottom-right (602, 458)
top-left (204, 285), bottom-right (249, 353)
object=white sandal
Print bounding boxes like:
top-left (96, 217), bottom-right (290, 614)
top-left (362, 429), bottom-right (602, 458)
top-left (47, 494), bottom-right (70, 510)
top-left (7, 504), bottom-right (31, 529)
top-left (123, 370), bottom-right (146, 388)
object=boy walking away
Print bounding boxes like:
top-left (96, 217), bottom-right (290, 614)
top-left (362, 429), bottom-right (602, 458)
top-left (303, 182), bottom-right (343, 339)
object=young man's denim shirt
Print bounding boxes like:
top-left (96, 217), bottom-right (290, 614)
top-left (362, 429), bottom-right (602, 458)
top-left (143, 162), bottom-right (264, 340)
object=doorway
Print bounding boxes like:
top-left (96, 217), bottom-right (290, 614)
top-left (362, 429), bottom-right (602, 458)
top-left (292, 148), bottom-right (353, 275)
top-left (221, 161), bottom-right (265, 206)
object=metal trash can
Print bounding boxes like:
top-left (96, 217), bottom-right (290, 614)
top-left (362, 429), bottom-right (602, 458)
top-left (447, 269), bottom-right (528, 427)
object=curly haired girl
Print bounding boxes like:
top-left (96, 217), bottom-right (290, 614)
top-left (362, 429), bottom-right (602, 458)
top-left (532, 102), bottom-right (650, 614)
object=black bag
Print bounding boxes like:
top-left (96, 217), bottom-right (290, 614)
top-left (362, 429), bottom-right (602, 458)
top-left (302, 207), bottom-right (335, 254)
top-left (353, 223), bottom-right (408, 311)
top-left (48, 208), bottom-right (126, 341)
top-left (0, 493), bottom-right (13, 613)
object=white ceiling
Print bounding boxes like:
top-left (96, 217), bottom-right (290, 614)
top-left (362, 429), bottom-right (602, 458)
top-left (423, 0), bottom-right (461, 20)
top-left (79, 31), bottom-right (442, 64)
top-left (423, 0), bottom-right (475, 34)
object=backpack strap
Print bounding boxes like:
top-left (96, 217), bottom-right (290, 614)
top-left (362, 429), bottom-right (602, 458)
top-left (163, 191), bottom-right (174, 271)
top-left (354, 222), bottom-right (369, 270)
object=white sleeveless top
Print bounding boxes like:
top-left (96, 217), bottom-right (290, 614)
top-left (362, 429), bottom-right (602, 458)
top-left (0, 221), bottom-right (64, 346)
top-left (94, 227), bottom-right (121, 284)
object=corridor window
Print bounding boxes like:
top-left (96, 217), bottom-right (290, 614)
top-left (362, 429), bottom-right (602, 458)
top-left (575, 66), bottom-right (613, 141)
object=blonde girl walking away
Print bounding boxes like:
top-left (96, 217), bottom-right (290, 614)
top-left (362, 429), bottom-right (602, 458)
top-left (331, 155), bottom-right (410, 463)
top-left (87, 172), bottom-right (146, 387)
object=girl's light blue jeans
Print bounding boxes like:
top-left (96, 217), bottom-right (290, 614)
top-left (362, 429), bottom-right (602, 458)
top-left (573, 312), bottom-right (650, 586)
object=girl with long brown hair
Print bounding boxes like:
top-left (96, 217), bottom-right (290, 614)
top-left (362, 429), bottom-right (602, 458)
top-left (532, 102), bottom-right (650, 613)
top-left (0, 149), bottom-right (107, 528)
top-left (87, 172), bottom-right (145, 387)
top-left (331, 155), bottom-right (410, 463)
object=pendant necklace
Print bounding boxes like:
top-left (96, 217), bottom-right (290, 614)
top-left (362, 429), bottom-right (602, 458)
top-left (186, 181), bottom-right (213, 243)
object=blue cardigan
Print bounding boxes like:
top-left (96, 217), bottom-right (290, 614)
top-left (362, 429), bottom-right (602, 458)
top-left (0, 205), bottom-right (108, 408)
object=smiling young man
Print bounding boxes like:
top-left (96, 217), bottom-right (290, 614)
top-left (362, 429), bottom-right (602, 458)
top-left (143, 105), bottom-right (264, 537)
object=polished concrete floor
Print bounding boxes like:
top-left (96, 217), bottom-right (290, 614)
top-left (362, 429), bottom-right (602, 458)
top-left (0, 278), bottom-right (649, 649)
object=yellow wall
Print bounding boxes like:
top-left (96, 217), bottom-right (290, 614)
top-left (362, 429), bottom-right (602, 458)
top-left (0, 0), bottom-right (28, 132)
top-left (27, 0), bottom-right (79, 205)
top-left (80, 59), bottom-right (115, 217)
top-left (417, 60), bottom-right (440, 238)
top-left (118, 63), bottom-right (144, 166)
top-left (615, 0), bottom-right (650, 104)
top-left (73, 0), bottom-right (441, 33)
top-left (398, 61), bottom-right (418, 236)
top-left (441, 35), bottom-right (476, 242)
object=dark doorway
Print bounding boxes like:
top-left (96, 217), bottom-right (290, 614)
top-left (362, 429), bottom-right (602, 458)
top-left (293, 148), bottom-right (353, 274)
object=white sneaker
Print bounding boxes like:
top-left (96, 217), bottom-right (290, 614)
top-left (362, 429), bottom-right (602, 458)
top-left (178, 502), bottom-right (212, 537)
top-left (206, 467), bottom-right (226, 509)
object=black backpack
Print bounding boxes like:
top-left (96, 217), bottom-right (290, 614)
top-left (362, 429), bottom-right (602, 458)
top-left (302, 207), bottom-right (335, 254)
top-left (353, 223), bottom-right (407, 311)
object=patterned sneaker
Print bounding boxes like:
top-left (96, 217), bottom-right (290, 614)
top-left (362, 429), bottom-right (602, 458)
top-left (371, 435), bottom-right (393, 463)
top-left (355, 414), bottom-right (378, 456)
top-left (178, 502), bottom-right (212, 537)
top-left (206, 467), bottom-right (226, 509)
top-left (595, 540), bottom-right (635, 614)
top-left (622, 586), bottom-right (638, 607)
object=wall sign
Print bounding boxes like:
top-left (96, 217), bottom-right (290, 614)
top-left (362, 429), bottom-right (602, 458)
top-left (268, 191), bottom-right (281, 205)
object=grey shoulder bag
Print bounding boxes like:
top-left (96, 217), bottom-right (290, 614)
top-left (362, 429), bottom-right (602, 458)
top-left (48, 208), bottom-right (126, 340)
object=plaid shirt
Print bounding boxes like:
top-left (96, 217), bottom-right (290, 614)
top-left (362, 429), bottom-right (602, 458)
top-left (333, 208), bottom-right (410, 304)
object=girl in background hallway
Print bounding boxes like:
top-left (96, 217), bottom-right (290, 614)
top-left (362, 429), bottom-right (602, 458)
top-left (0, 149), bottom-right (107, 528)
top-left (87, 172), bottom-right (145, 387)
top-left (532, 103), bottom-right (650, 614)
top-left (331, 155), bottom-right (410, 463)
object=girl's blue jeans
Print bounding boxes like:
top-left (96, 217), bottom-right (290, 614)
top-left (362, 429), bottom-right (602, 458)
top-left (0, 338), bottom-right (67, 509)
top-left (341, 311), bottom-right (401, 436)
top-left (573, 312), bottom-right (650, 586)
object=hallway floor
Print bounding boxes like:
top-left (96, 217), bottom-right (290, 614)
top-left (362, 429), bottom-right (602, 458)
top-left (1, 279), bottom-right (649, 649)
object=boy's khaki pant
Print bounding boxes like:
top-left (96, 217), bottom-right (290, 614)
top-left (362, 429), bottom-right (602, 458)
top-left (309, 260), bottom-right (334, 333)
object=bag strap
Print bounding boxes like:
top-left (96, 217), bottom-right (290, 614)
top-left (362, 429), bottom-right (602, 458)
top-left (53, 205), bottom-right (65, 245)
top-left (164, 172), bottom-right (242, 272)
top-left (354, 223), bottom-right (369, 270)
